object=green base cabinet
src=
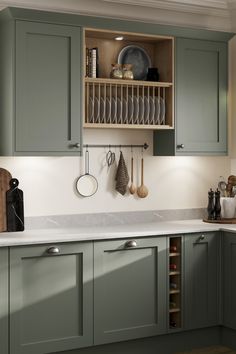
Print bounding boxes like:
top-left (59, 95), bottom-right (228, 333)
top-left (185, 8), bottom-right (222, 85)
top-left (222, 232), bottom-right (236, 329)
top-left (10, 242), bottom-right (93, 354)
top-left (154, 38), bottom-right (228, 156)
top-left (0, 248), bottom-right (9, 354)
top-left (0, 15), bottom-right (82, 156)
top-left (94, 237), bottom-right (167, 345)
top-left (184, 232), bottom-right (220, 329)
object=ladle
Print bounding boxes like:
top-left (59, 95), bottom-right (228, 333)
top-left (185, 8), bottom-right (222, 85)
top-left (137, 157), bottom-right (148, 198)
top-left (129, 157), bottom-right (136, 195)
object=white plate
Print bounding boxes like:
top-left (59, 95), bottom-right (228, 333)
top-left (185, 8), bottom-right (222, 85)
top-left (94, 96), bottom-right (100, 123)
top-left (160, 97), bottom-right (166, 124)
top-left (89, 97), bottom-right (94, 123)
top-left (144, 96), bottom-right (149, 124)
top-left (111, 97), bottom-right (117, 123)
top-left (105, 97), bottom-right (111, 123)
top-left (149, 96), bottom-right (155, 125)
top-left (100, 97), bottom-right (105, 123)
top-left (122, 98), bottom-right (128, 123)
top-left (117, 97), bottom-right (122, 124)
top-left (154, 97), bottom-right (160, 125)
top-left (138, 96), bottom-right (144, 124)
top-left (128, 96), bottom-right (133, 124)
top-left (133, 96), bottom-right (139, 124)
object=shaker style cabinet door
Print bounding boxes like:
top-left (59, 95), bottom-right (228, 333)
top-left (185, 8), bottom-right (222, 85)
top-left (15, 21), bottom-right (82, 155)
top-left (184, 233), bottom-right (220, 329)
top-left (0, 248), bottom-right (9, 354)
top-left (10, 242), bottom-right (93, 354)
top-left (222, 232), bottom-right (236, 329)
top-left (176, 38), bottom-right (227, 155)
top-left (94, 237), bottom-right (167, 345)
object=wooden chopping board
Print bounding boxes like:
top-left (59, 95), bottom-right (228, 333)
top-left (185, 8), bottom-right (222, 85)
top-left (203, 218), bottom-right (236, 224)
top-left (0, 168), bottom-right (12, 232)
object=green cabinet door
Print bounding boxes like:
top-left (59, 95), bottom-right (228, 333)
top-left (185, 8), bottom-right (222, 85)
top-left (222, 232), bottom-right (236, 329)
top-left (176, 38), bottom-right (227, 155)
top-left (15, 21), bottom-right (82, 155)
top-left (0, 248), bottom-right (9, 354)
top-left (10, 242), bottom-right (93, 354)
top-left (184, 232), bottom-right (220, 329)
top-left (94, 237), bottom-right (167, 345)
top-left (154, 38), bottom-right (228, 156)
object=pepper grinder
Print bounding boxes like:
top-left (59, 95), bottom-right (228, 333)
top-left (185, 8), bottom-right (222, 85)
top-left (207, 188), bottom-right (215, 220)
top-left (214, 188), bottom-right (221, 220)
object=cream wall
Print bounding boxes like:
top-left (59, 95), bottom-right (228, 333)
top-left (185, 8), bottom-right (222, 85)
top-left (0, 129), bottom-right (231, 216)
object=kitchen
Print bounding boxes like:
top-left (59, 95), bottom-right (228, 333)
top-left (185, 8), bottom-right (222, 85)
top-left (0, 0), bottom-right (236, 354)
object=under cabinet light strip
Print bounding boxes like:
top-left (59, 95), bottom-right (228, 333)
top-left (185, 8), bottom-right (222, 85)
top-left (83, 143), bottom-right (149, 150)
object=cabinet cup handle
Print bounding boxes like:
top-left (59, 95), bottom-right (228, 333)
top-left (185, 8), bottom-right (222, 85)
top-left (199, 234), bottom-right (205, 241)
top-left (47, 246), bottom-right (60, 255)
top-left (125, 240), bottom-right (137, 248)
top-left (177, 144), bottom-right (185, 149)
top-left (69, 143), bottom-right (80, 149)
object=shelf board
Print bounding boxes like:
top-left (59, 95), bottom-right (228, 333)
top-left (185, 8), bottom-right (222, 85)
top-left (169, 308), bottom-right (181, 313)
top-left (169, 252), bottom-right (181, 257)
top-left (84, 123), bottom-right (173, 130)
top-left (84, 77), bottom-right (173, 88)
top-left (169, 271), bottom-right (180, 275)
top-left (169, 290), bottom-right (180, 294)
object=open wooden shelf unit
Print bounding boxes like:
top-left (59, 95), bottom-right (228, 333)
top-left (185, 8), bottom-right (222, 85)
top-left (83, 28), bottom-right (174, 130)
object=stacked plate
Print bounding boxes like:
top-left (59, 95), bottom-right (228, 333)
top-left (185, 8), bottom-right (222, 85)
top-left (88, 96), bottom-right (165, 125)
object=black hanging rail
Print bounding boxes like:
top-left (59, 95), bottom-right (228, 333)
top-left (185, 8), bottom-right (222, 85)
top-left (83, 143), bottom-right (149, 150)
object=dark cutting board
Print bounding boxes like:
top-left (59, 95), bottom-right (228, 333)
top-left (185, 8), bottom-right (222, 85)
top-left (0, 168), bottom-right (12, 232)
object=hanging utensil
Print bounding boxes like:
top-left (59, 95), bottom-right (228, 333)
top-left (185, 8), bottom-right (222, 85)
top-left (106, 146), bottom-right (116, 167)
top-left (137, 156), bottom-right (148, 198)
top-left (129, 148), bottom-right (136, 195)
top-left (76, 147), bottom-right (98, 197)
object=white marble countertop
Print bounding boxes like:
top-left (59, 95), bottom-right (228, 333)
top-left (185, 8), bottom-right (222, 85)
top-left (0, 219), bottom-right (235, 247)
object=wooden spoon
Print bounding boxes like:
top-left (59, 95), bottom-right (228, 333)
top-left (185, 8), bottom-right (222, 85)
top-left (129, 157), bottom-right (136, 195)
top-left (137, 157), bottom-right (148, 198)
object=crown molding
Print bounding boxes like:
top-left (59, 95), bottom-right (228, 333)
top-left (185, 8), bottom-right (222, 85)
top-left (102, 0), bottom-right (230, 16)
top-left (0, 0), bottom-right (234, 32)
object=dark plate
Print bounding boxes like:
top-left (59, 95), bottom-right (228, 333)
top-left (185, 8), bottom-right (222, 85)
top-left (118, 45), bottom-right (151, 80)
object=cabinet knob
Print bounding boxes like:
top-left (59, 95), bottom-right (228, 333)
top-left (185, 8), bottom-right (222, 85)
top-left (177, 144), bottom-right (185, 149)
top-left (199, 234), bottom-right (205, 241)
top-left (69, 143), bottom-right (80, 149)
top-left (47, 246), bottom-right (60, 255)
top-left (125, 240), bottom-right (137, 248)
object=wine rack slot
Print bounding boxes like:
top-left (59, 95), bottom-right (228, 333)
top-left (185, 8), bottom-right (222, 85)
top-left (169, 236), bottom-right (182, 330)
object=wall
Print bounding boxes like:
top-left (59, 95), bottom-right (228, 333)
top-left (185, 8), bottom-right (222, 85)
top-left (0, 129), bottom-right (230, 216)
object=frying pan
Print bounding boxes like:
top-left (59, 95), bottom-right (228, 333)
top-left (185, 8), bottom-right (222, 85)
top-left (76, 149), bottom-right (98, 197)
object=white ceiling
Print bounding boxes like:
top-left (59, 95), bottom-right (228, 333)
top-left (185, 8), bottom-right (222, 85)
top-left (0, 0), bottom-right (235, 31)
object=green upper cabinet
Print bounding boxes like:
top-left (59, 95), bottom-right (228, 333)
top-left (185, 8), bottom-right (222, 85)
top-left (176, 38), bottom-right (227, 155)
top-left (0, 248), bottom-right (9, 354)
top-left (94, 237), bottom-right (167, 345)
top-left (0, 19), bottom-right (82, 156)
top-left (10, 242), bottom-right (93, 354)
top-left (154, 38), bottom-right (228, 156)
top-left (184, 232), bottom-right (220, 330)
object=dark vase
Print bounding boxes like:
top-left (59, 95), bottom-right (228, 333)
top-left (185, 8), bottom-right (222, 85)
top-left (146, 67), bottom-right (159, 81)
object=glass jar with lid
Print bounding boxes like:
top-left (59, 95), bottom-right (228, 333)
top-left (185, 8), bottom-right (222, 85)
top-left (123, 64), bottom-right (134, 80)
top-left (110, 63), bottom-right (123, 79)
